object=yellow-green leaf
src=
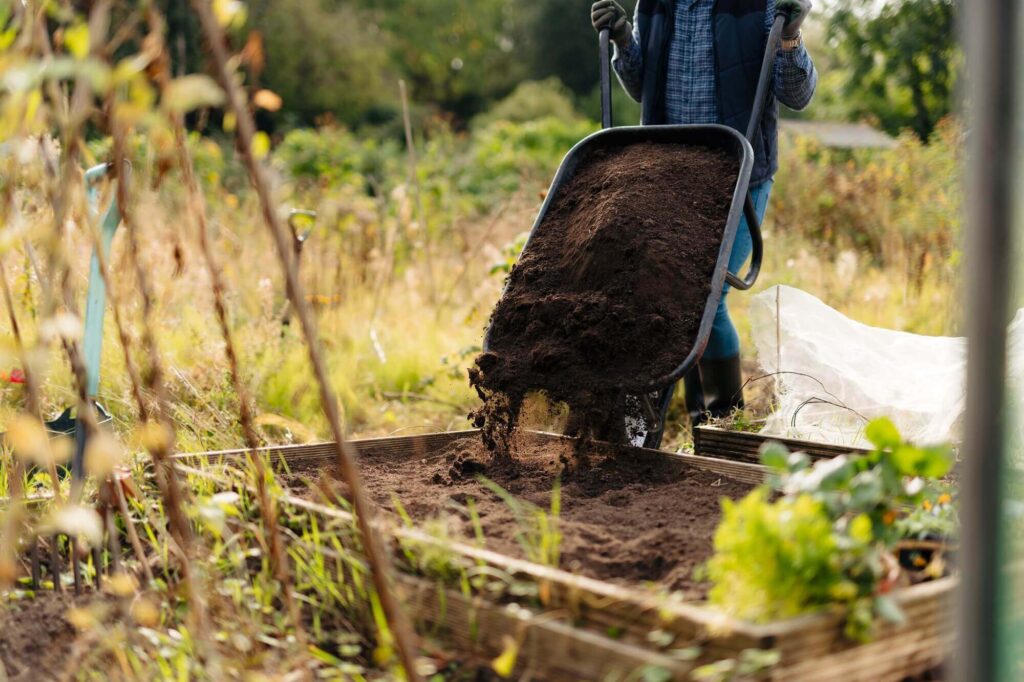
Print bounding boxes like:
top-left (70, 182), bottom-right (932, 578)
top-left (0, 28), bottom-right (16, 52)
top-left (252, 131), bottom-right (270, 159)
top-left (162, 75), bottom-right (224, 114)
top-left (64, 22), bottom-right (90, 59)
top-left (491, 636), bottom-right (519, 678)
top-left (213, 0), bottom-right (248, 29)
top-left (849, 513), bottom-right (873, 544)
top-left (864, 417), bottom-right (901, 450)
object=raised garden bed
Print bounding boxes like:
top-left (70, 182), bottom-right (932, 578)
top-left (175, 430), bottom-right (955, 681)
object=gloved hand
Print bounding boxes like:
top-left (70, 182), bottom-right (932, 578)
top-left (591, 1), bottom-right (632, 46)
top-left (777, 0), bottom-right (812, 39)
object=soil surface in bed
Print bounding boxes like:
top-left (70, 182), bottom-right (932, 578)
top-left (0, 591), bottom-right (92, 680)
top-left (297, 436), bottom-right (754, 599)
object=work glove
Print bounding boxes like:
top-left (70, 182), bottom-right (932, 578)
top-left (777, 0), bottom-right (812, 39)
top-left (591, 0), bottom-right (632, 47)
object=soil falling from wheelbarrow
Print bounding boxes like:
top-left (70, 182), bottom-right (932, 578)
top-left (471, 142), bottom-right (739, 449)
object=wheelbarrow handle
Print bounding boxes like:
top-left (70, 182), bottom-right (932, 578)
top-left (725, 193), bottom-right (764, 291)
top-left (744, 13), bottom-right (786, 145)
top-left (727, 11), bottom-right (785, 291)
top-left (599, 28), bottom-right (613, 129)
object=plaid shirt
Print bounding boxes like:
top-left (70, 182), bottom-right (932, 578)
top-left (613, 0), bottom-right (817, 124)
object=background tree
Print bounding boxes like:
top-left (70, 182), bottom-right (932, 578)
top-left (363, 0), bottom-right (529, 123)
top-left (247, 0), bottom-right (398, 128)
top-left (828, 0), bottom-right (957, 141)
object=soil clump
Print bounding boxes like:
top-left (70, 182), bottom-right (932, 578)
top-left (470, 142), bottom-right (739, 449)
top-left (302, 437), bottom-right (753, 598)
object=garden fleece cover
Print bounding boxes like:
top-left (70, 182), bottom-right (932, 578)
top-left (751, 285), bottom-right (1024, 448)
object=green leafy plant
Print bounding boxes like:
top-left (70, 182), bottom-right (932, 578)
top-left (707, 417), bottom-right (954, 641)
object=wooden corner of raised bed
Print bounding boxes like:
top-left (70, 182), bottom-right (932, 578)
top-left (174, 429), bottom-right (953, 681)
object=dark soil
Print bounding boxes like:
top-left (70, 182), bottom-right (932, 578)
top-left (303, 437), bottom-right (753, 599)
top-left (0, 591), bottom-right (90, 681)
top-left (471, 142), bottom-right (739, 449)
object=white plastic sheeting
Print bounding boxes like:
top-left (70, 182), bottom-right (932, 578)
top-left (749, 285), bottom-right (1024, 448)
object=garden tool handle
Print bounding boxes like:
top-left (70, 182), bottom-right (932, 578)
top-left (599, 28), bottom-right (613, 129)
top-left (725, 194), bottom-right (764, 290)
top-left (727, 12), bottom-right (784, 291)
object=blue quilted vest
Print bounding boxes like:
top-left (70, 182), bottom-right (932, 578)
top-left (635, 0), bottom-right (778, 184)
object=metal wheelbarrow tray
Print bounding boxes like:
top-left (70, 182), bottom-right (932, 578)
top-left (482, 19), bottom-right (786, 445)
top-left (486, 122), bottom-right (761, 394)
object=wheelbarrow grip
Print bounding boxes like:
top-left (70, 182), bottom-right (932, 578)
top-left (726, 12), bottom-right (783, 292)
top-left (725, 192), bottom-right (764, 291)
top-left (744, 13), bottom-right (786, 144)
top-left (599, 28), bottom-right (613, 129)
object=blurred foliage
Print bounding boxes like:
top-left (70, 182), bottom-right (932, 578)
top-left (151, 0), bottom-right (960, 143)
top-left (473, 78), bottom-right (582, 127)
top-left (772, 118), bottom-right (961, 286)
top-left (366, 0), bottom-right (529, 122)
top-left (274, 126), bottom-right (402, 193)
top-left (828, 0), bottom-right (957, 140)
top-left (274, 115), bottom-right (595, 210)
top-left (522, 0), bottom-right (606, 96)
top-left (153, 0), bottom-right (637, 130)
top-left (247, 0), bottom-right (398, 128)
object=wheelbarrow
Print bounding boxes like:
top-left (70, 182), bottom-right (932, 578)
top-left (481, 14), bottom-right (787, 448)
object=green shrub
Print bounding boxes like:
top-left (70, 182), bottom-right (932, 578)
top-left (274, 126), bottom-right (402, 193)
top-left (473, 78), bottom-right (582, 127)
top-left (772, 118), bottom-right (962, 282)
top-left (466, 116), bottom-right (596, 197)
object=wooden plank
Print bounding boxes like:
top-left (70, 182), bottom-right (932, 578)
top-left (694, 426), bottom-right (870, 464)
top-left (175, 429), bottom-right (769, 487)
top-left (401, 576), bottom-right (696, 680)
top-left (173, 430), bottom-right (480, 474)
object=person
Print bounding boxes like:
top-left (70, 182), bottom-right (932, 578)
top-left (591, 0), bottom-right (817, 429)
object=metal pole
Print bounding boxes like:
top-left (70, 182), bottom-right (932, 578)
top-left (957, 1), bottom-right (1018, 680)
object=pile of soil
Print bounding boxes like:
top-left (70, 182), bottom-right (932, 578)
top-left (0, 592), bottom-right (89, 680)
top-left (304, 437), bottom-right (753, 598)
top-left (471, 142), bottom-right (739, 448)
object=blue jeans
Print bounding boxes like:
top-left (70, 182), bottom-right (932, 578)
top-left (703, 180), bottom-right (773, 360)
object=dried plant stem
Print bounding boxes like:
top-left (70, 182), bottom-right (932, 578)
top-left (107, 127), bottom-right (193, 544)
top-left (74, 151), bottom-right (194, 585)
top-left (113, 480), bottom-right (154, 585)
top-left (73, 149), bottom-right (166, 586)
top-left (153, 9), bottom-right (305, 644)
top-left (0, 258), bottom-right (30, 590)
top-left (191, 2), bottom-right (422, 678)
top-left (399, 79), bottom-right (435, 302)
top-left (108, 104), bottom-right (213, 650)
